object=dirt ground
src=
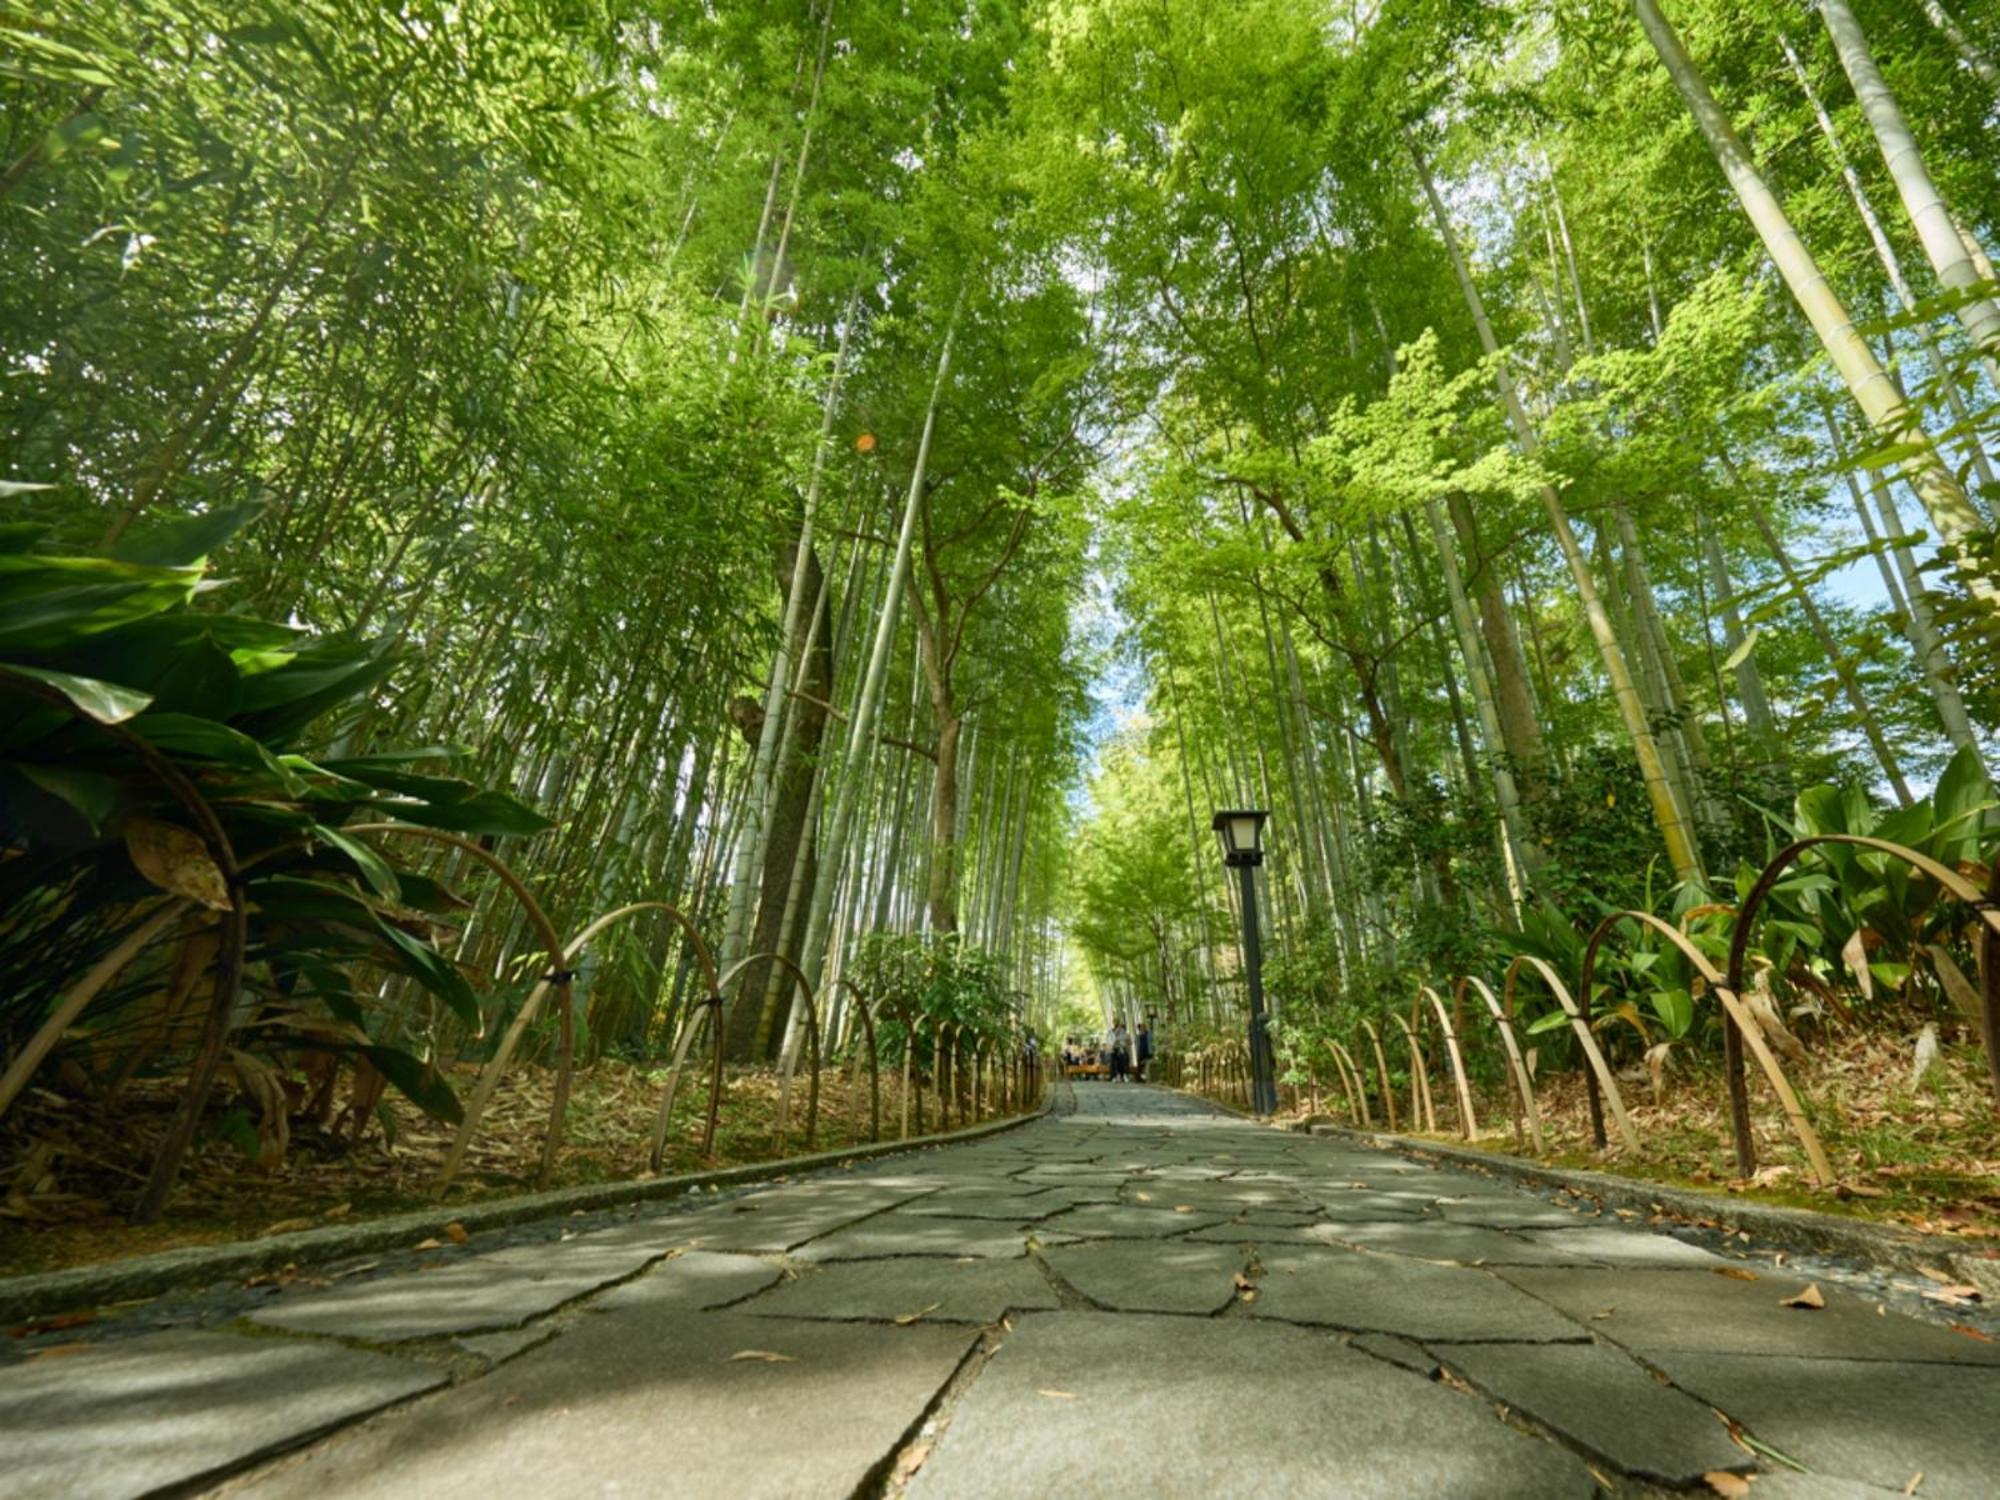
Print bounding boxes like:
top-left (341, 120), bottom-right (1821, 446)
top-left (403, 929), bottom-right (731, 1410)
top-left (0, 1056), bottom-right (986, 1279)
top-left (1274, 1028), bottom-right (2000, 1239)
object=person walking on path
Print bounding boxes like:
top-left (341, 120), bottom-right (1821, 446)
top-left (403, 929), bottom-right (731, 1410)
top-left (1109, 1020), bottom-right (1131, 1081)
top-left (1134, 1020), bottom-right (1152, 1083)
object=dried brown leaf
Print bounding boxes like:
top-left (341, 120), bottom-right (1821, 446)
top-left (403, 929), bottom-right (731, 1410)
top-left (125, 818), bottom-right (230, 911)
top-left (1713, 1267), bottom-right (1759, 1282)
top-left (893, 1441), bottom-right (932, 1480)
top-left (1920, 1285), bottom-right (1981, 1306)
top-left (1779, 1284), bottom-right (1826, 1310)
top-left (1702, 1473), bottom-right (1752, 1498)
top-left (7, 1310), bottom-right (94, 1338)
top-left (893, 1303), bottom-right (942, 1326)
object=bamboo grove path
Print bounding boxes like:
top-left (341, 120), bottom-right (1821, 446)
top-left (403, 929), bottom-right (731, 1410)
top-left (9, 1085), bottom-right (1998, 1498)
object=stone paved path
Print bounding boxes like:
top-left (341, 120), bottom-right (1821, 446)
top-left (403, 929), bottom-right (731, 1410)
top-left (7, 1084), bottom-right (1998, 1498)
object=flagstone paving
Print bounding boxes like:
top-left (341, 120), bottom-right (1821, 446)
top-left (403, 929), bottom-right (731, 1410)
top-left (6, 1081), bottom-right (1997, 1498)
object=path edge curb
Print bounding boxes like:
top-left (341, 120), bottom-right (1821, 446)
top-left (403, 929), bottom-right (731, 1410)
top-left (0, 1089), bottom-right (1054, 1323)
top-left (1305, 1122), bottom-right (1997, 1285)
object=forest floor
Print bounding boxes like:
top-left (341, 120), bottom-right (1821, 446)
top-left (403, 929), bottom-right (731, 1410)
top-left (1283, 1029), bottom-right (2000, 1239)
top-left (0, 1060), bottom-right (955, 1279)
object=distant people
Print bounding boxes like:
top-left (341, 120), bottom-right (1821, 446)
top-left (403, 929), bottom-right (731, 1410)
top-left (1135, 1022), bottom-right (1152, 1082)
top-left (1109, 1019), bottom-right (1131, 1081)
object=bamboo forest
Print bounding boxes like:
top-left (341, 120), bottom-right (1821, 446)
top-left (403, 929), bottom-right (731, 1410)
top-left (4, 4), bottom-right (2000, 1486)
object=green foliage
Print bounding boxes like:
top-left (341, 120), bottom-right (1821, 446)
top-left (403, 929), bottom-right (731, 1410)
top-left (848, 932), bottom-right (1020, 1066)
top-left (0, 519), bottom-right (548, 1135)
top-left (1740, 747), bottom-right (1997, 1014)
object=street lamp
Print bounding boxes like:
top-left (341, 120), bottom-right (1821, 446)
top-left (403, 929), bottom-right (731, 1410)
top-left (1212, 809), bottom-right (1278, 1115)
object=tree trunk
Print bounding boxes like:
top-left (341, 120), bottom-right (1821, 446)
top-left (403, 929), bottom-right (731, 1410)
top-left (926, 707), bottom-right (963, 934)
top-left (1412, 133), bottom-right (1705, 885)
top-left (796, 306), bottom-right (958, 994)
top-left (1634, 0), bottom-right (1998, 622)
top-left (1697, 517), bottom-right (1782, 760)
top-left (1781, 33), bottom-right (1997, 493)
top-left (1742, 498), bottom-right (1915, 805)
top-left (1818, 0), bottom-right (2000, 358)
top-left (1918, 0), bottom-right (2000, 99)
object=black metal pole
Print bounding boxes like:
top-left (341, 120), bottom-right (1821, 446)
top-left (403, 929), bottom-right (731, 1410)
top-left (1238, 862), bottom-right (1278, 1114)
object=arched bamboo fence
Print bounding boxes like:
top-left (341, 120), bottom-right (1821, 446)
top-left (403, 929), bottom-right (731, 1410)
top-left (1580, 910), bottom-right (1833, 1186)
top-left (1454, 976), bottom-right (1544, 1154)
top-left (1304, 835), bottom-right (2000, 1187)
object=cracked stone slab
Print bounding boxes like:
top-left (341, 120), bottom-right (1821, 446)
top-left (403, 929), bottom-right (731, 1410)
top-left (590, 1249), bottom-right (783, 1313)
top-left (0, 1329), bottom-right (443, 1500)
top-left (1251, 1249), bottom-right (1589, 1343)
top-left (1729, 1472), bottom-right (1908, 1497)
top-left (1039, 1239), bottom-right (1248, 1314)
top-left (1436, 1196), bottom-right (1592, 1230)
top-left (1136, 1165), bottom-right (1237, 1182)
top-left (1186, 1220), bottom-right (1340, 1247)
top-left (231, 1310), bottom-right (977, 1500)
top-left (907, 1312), bottom-right (1594, 1499)
top-left (1345, 1170), bottom-right (1471, 1195)
top-left (1497, 1268), bottom-right (2000, 1365)
top-left (1349, 1332), bottom-right (1439, 1376)
top-left (250, 1232), bottom-right (664, 1341)
top-left (744, 1255), bottom-right (1059, 1324)
top-left (1133, 1187), bottom-right (1318, 1216)
top-left (1038, 1203), bottom-right (1227, 1239)
top-left (1310, 1221), bottom-right (1588, 1266)
top-left (658, 1188), bottom-right (913, 1253)
top-left (1298, 1188), bottom-right (1432, 1221)
top-left (1441, 1341), bottom-right (1746, 1482)
top-left (452, 1325), bottom-right (557, 1363)
top-left (1014, 1171), bottom-right (1130, 1189)
top-left (1646, 1352), bottom-right (2000, 1499)
top-left (1516, 1225), bottom-right (1725, 1268)
top-left (794, 1212), bottom-right (1037, 1261)
top-left (904, 1187), bottom-right (1071, 1221)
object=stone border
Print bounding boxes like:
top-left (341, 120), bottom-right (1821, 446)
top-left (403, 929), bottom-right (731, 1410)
top-left (1306, 1122), bottom-right (1995, 1284)
top-left (0, 1093), bottom-right (1053, 1324)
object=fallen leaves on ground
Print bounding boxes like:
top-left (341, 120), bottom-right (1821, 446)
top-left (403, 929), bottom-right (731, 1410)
top-left (1713, 1266), bottom-right (1759, 1282)
top-left (1036, 1388), bottom-right (1077, 1400)
top-left (729, 1349), bottom-right (797, 1363)
top-left (7, 1310), bottom-right (94, 1338)
top-left (1779, 1284), bottom-right (1826, 1310)
top-left (893, 1303), bottom-right (942, 1325)
top-left (1279, 1032), bottom-right (1999, 1240)
top-left (1702, 1473), bottom-right (1752, 1498)
top-left (444, 1221), bottom-right (469, 1245)
top-left (1, 1062), bottom-right (940, 1279)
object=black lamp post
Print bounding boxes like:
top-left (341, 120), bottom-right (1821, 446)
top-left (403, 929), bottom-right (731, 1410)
top-left (1212, 809), bottom-right (1277, 1115)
